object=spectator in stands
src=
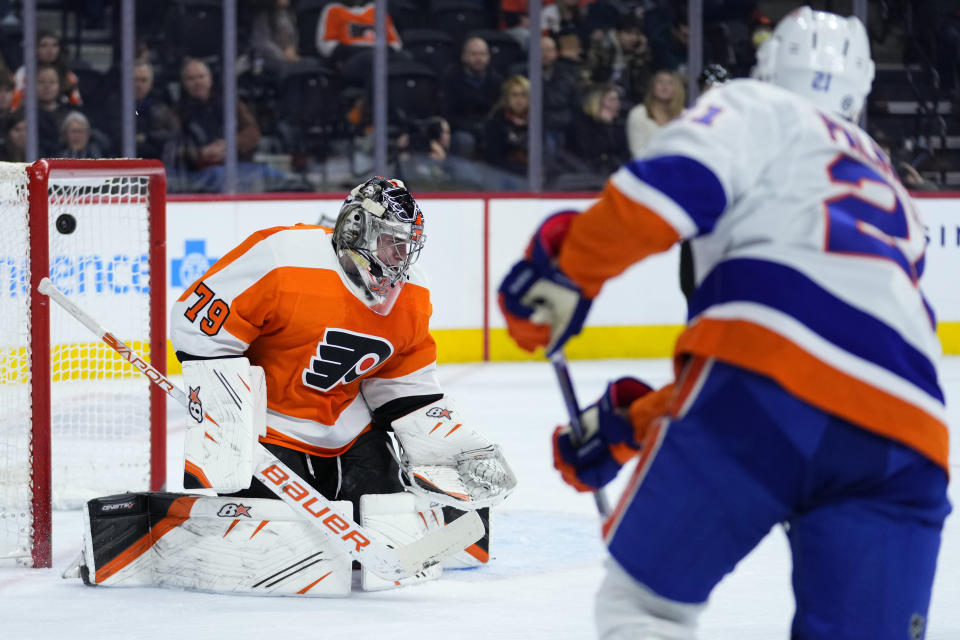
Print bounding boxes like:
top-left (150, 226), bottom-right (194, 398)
top-left (178, 58), bottom-right (286, 192)
top-left (626, 69), bottom-right (684, 157)
top-left (645, 3), bottom-right (688, 71)
top-left (401, 116), bottom-right (451, 164)
top-left (554, 27), bottom-right (588, 76)
top-left (542, 0), bottom-right (589, 43)
top-left (500, 0), bottom-right (528, 30)
top-left (898, 161), bottom-right (940, 192)
top-left (315, 0), bottom-right (402, 65)
top-left (2, 109), bottom-right (25, 162)
top-left (134, 61), bottom-right (180, 164)
top-left (484, 74), bottom-right (529, 177)
top-left (555, 27), bottom-right (590, 89)
top-left (56, 111), bottom-right (105, 159)
top-left (498, 0), bottom-right (531, 49)
top-left (441, 36), bottom-right (503, 158)
top-left (396, 115), bottom-right (468, 185)
top-left (556, 28), bottom-right (585, 64)
top-left (0, 70), bottom-right (14, 123)
top-left (873, 129), bottom-right (941, 192)
top-left (565, 83), bottom-right (629, 176)
top-left (914, 1), bottom-right (960, 96)
top-left (585, 13), bottom-right (653, 106)
top-left (751, 10), bottom-right (773, 50)
top-left (0, 3), bottom-right (11, 23)
top-left (396, 114), bottom-right (528, 190)
top-left (252, 0), bottom-right (301, 70)
top-left (583, 0), bottom-right (630, 36)
top-left (541, 34), bottom-right (581, 151)
top-left (34, 64), bottom-right (74, 156)
top-left (499, 0), bottom-right (589, 50)
top-left (13, 30), bottom-right (82, 109)
top-left (730, 9), bottom-right (771, 76)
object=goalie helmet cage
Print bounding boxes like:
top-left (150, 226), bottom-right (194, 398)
top-left (0, 159), bottom-right (167, 568)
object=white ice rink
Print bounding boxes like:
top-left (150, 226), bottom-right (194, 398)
top-left (3, 357), bottom-right (960, 639)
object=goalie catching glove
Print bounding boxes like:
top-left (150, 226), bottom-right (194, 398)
top-left (181, 357), bottom-right (267, 493)
top-left (392, 397), bottom-right (517, 510)
top-left (554, 377), bottom-right (654, 492)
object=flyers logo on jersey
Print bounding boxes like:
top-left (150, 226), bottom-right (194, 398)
top-left (303, 328), bottom-right (395, 391)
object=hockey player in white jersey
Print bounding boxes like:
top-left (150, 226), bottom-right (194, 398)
top-left (500, 7), bottom-right (950, 639)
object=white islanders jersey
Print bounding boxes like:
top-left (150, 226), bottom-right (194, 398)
top-left (558, 79), bottom-right (947, 471)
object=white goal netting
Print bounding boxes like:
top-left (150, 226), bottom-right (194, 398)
top-left (0, 161), bottom-right (161, 565)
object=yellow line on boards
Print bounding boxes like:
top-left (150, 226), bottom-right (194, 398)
top-left (38, 320), bottom-right (960, 379)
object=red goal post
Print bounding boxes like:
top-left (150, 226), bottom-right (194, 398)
top-left (1, 159), bottom-right (167, 568)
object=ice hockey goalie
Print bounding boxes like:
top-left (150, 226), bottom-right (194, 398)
top-left (70, 177), bottom-right (515, 596)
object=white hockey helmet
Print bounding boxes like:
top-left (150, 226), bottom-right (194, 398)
top-left (333, 176), bottom-right (425, 315)
top-left (752, 6), bottom-right (875, 121)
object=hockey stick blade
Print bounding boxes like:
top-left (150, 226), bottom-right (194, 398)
top-left (38, 277), bottom-right (484, 580)
top-left (393, 508), bottom-right (485, 576)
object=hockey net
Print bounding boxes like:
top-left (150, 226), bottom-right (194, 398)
top-left (0, 159), bottom-right (167, 567)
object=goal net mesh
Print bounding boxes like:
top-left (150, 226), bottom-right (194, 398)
top-left (0, 163), bottom-right (157, 563)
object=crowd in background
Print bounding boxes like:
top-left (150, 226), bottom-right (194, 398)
top-left (0, 0), bottom-right (955, 193)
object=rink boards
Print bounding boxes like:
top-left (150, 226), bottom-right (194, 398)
top-left (159, 192), bottom-right (960, 368)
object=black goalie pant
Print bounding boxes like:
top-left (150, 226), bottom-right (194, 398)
top-left (221, 429), bottom-right (404, 521)
top-left (217, 429), bottom-right (491, 558)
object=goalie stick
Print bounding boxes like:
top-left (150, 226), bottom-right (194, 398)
top-left (550, 351), bottom-right (611, 517)
top-left (38, 277), bottom-right (483, 580)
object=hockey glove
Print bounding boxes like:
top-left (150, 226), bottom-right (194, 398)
top-left (181, 357), bottom-right (267, 493)
top-left (497, 210), bottom-right (592, 356)
top-left (392, 397), bottom-right (517, 510)
top-left (553, 377), bottom-right (654, 492)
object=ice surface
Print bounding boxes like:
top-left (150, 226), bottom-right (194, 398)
top-left (3, 358), bottom-right (959, 639)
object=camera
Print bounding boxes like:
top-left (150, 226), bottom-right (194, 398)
top-left (407, 117), bottom-right (446, 153)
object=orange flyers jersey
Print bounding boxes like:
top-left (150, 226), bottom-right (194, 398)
top-left (170, 224), bottom-right (441, 456)
top-left (315, 3), bottom-right (401, 57)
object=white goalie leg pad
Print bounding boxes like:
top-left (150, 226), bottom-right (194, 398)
top-left (79, 495), bottom-right (352, 596)
top-left (359, 493), bottom-right (445, 591)
top-left (182, 357), bottom-right (267, 493)
top-left (392, 397), bottom-right (517, 510)
top-left (595, 558), bottom-right (704, 640)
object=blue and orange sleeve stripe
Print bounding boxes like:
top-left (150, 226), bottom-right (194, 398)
top-left (559, 181), bottom-right (682, 298)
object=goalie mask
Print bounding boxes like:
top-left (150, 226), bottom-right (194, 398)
top-left (752, 6), bottom-right (874, 122)
top-left (333, 177), bottom-right (426, 315)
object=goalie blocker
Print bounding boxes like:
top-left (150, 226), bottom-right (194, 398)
top-left (181, 357), bottom-right (267, 493)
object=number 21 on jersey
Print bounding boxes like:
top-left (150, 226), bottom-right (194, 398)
top-left (824, 154), bottom-right (926, 283)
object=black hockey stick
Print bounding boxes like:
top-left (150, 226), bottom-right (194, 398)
top-left (38, 277), bottom-right (483, 580)
top-left (550, 350), bottom-right (611, 517)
